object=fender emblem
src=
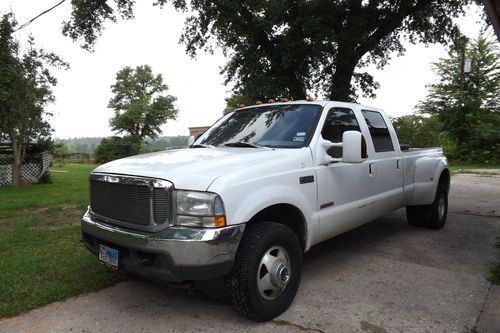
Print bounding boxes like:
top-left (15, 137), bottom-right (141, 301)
top-left (299, 175), bottom-right (314, 184)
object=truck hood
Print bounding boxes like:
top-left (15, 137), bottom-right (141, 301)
top-left (93, 147), bottom-right (301, 191)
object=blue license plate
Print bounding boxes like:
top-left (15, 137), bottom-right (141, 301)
top-left (99, 245), bottom-right (119, 269)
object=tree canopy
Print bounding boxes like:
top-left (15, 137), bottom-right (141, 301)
top-left (63, 0), bottom-right (481, 102)
top-left (414, 36), bottom-right (499, 162)
top-left (0, 13), bottom-right (68, 185)
top-left (108, 65), bottom-right (178, 140)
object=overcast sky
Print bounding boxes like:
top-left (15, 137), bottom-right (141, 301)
top-left (1, 1), bottom-right (486, 139)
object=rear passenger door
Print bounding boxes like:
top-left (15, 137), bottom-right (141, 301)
top-left (361, 110), bottom-right (404, 214)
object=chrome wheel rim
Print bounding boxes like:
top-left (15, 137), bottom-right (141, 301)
top-left (257, 246), bottom-right (291, 300)
top-left (438, 195), bottom-right (446, 220)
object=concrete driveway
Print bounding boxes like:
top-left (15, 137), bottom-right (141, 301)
top-left (1, 174), bottom-right (499, 333)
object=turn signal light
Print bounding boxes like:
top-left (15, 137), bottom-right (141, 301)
top-left (214, 215), bottom-right (226, 228)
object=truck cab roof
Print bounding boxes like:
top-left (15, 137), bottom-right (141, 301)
top-left (236, 100), bottom-right (385, 115)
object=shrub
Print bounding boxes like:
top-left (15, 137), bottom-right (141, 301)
top-left (94, 136), bottom-right (141, 164)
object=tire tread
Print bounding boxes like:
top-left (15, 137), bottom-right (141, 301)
top-left (225, 222), bottom-right (301, 321)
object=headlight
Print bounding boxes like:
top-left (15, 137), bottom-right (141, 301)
top-left (175, 190), bottom-right (226, 228)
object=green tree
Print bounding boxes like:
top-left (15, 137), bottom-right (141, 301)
top-left (0, 13), bottom-right (68, 185)
top-left (392, 115), bottom-right (441, 147)
top-left (417, 36), bottom-right (500, 163)
top-left (223, 93), bottom-right (255, 115)
top-left (63, 1), bottom-right (479, 101)
top-left (94, 136), bottom-right (141, 164)
top-left (391, 115), bottom-right (458, 158)
top-left (108, 65), bottom-right (178, 140)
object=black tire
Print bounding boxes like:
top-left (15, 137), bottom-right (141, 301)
top-left (406, 184), bottom-right (448, 229)
top-left (225, 222), bottom-right (302, 322)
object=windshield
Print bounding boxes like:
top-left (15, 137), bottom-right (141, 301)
top-left (195, 104), bottom-right (322, 148)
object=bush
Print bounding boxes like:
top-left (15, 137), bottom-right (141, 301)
top-left (94, 136), bottom-right (141, 164)
top-left (391, 114), bottom-right (499, 164)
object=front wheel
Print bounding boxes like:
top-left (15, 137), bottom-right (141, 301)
top-left (406, 184), bottom-right (448, 229)
top-left (225, 222), bottom-right (302, 322)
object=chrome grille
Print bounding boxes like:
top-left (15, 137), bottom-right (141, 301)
top-left (89, 174), bottom-right (172, 229)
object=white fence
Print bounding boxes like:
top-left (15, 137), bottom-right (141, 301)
top-left (0, 151), bottom-right (51, 186)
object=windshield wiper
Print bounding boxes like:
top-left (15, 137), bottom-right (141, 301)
top-left (190, 143), bottom-right (214, 148)
top-left (223, 141), bottom-right (264, 148)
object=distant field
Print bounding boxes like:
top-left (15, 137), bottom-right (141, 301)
top-left (0, 164), bottom-right (126, 318)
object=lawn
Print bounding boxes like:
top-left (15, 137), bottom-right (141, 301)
top-left (0, 164), bottom-right (126, 318)
top-left (449, 162), bottom-right (500, 174)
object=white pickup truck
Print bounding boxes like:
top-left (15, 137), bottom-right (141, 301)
top-left (81, 100), bottom-right (449, 321)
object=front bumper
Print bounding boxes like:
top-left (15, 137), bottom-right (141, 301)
top-left (81, 210), bottom-right (245, 282)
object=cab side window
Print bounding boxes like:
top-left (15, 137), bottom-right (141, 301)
top-left (321, 107), bottom-right (361, 158)
top-left (361, 110), bottom-right (394, 152)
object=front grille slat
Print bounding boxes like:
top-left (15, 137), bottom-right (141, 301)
top-left (90, 177), bottom-right (171, 228)
top-left (154, 188), bottom-right (169, 223)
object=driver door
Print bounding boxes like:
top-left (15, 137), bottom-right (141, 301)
top-left (315, 107), bottom-right (374, 242)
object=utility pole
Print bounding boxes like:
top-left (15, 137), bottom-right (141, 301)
top-left (457, 36), bottom-right (469, 91)
top-left (459, 47), bottom-right (465, 91)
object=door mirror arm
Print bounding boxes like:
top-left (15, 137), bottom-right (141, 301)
top-left (318, 137), bottom-right (342, 165)
top-left (319, 131), bottom-right (367, 165)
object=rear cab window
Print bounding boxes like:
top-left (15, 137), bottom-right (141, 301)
top-left (361, 110), bottom-right (394, 153)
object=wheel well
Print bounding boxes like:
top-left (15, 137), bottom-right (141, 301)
top-left (439, 169), bottom-right (450, 193)
top-left (247, 204), bottom-right (307, 251)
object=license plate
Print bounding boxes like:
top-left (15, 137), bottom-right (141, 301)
top-left (99, 245), bottom-right (119, 269)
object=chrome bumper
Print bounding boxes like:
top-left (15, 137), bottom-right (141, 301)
top-left (81, 210), bottom-right (245, 282)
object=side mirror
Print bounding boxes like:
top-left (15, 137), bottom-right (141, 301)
top-left (319, 131), bottom-right (367, 165)
top-left (342, 131), bottom-right (367, 163)
top-left (187, 136), bottom-right (195, 147)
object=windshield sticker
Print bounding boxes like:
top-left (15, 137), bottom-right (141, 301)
top-left (296, 132), bottom-right (306, 136)
top-left (293, 136), bottom-right (305, 142)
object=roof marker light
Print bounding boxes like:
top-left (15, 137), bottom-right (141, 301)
top-left (239, 103), bottom-right (246, 108)
top-left (281, 97), bottom-right (289, 102)
top-left (268, 99), bottom-right (275, 103)
top-left (306, 96), bottom-right (315, 101)
top-left (255, 101), bottom-right (263, 105)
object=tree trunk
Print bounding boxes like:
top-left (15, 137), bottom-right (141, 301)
top-left (10, 136), bottom-right (22, 186)
top-left (328, 57), bottom-right (358, 102)
top-left (288, 75), bottom-right (307, 100)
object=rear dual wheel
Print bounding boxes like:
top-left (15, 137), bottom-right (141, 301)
top-left (226, 222), bottom-right (302, 322)
top-left (406, 184), bottom-right (448, 229)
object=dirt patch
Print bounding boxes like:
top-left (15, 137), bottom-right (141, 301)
top-left (45, 204), bottom-right (83, 227)
top-left (21, 204), bottom-right (84, 228)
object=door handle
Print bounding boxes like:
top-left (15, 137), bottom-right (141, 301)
top-left (368, 163), bottom-right (374, 180)
top-left (396, 160), bottom-right (400, 170)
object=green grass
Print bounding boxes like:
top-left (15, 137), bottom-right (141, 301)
top-left (0, 164), bottom-right (96, 217)
top-left (449, 162), bottom-right (500, 174)
top-left (0, 164), bottom-right (126, 318)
